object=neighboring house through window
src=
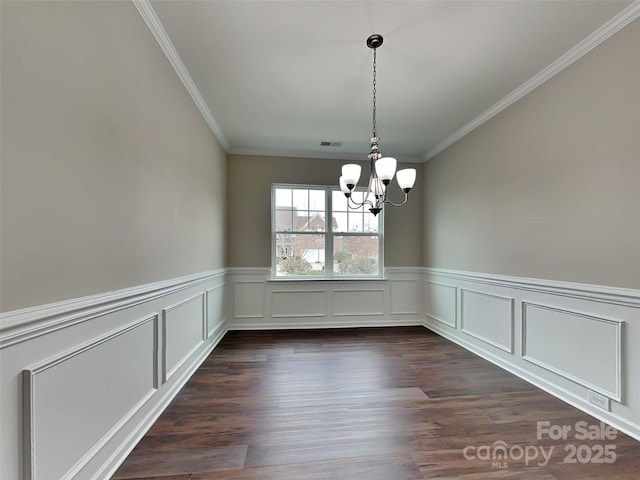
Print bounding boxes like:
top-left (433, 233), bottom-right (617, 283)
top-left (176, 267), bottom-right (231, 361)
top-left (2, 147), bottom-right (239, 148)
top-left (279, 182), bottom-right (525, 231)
top-left (272, 184), bottom-right (383, 278)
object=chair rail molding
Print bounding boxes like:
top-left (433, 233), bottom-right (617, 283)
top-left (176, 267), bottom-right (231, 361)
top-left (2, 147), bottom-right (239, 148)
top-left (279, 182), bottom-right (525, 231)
top-left (422, 267), bottom-right (640, 442)
top-left (3, 264), bottom-right (639, 480)
top-left (0, 269), bottom-right (228, 480)
top-left (0, 269), bottom-right (226, 348)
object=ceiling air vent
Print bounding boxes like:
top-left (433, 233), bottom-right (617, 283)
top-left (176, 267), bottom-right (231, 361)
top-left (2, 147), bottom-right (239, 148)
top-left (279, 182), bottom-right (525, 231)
top-left (320, 141), bottom-right (342, 147)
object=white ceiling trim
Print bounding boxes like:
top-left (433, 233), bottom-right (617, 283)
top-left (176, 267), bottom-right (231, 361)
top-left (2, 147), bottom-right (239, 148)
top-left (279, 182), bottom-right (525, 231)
top-left (423, 0), bottom-right (640, 161)
top-left (132, 0), bottom-right (230, 151)
top-left (228, 147), bottom-right (425, 164)
top-left (133, 0), bottom-right (639, 163)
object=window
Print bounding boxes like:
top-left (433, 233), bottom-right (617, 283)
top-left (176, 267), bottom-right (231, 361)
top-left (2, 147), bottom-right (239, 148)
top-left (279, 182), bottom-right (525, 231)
top-left (272, 184), bottom-right (383, 278)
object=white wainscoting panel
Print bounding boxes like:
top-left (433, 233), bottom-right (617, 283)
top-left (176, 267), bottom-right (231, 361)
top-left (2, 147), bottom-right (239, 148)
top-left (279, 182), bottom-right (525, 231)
top-left (424, 281), bottom-right (457, 328)
top-left (0, 270), bottom-right (227, 480)
top-left (333, 289), bottom-right (385, 317)
top-left (522, 302), bottom-right (623, 401)
top-left (233, 281), bottom-right (265, 319)
top-left (206, 284), bottom-right (225, 338)
top-left (422, 267), bottom-right (640, 442)
top-left (390, 280), bottom-right (419, 315)
top-left (272, 290), bottom-right (327, 318)
top-left (227, 268), bottom-right (423, 329)
top-left (23, 315), bottom-right (157, 480)
top-left (461, 289), bottom-right (514, 353)
top-left (162, 294), bottom-right (205, 383)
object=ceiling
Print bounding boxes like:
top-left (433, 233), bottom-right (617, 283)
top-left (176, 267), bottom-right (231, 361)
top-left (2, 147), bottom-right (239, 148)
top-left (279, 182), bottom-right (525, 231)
top-left (144, 0), bottom-right (636, 163)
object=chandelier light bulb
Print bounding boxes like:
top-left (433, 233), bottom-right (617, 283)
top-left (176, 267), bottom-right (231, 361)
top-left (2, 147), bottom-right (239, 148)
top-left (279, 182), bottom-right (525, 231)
top-left (375, 157), bottom-right (397, 184)
top-left (341, 164), bottom-right (361, 189)
top-left (339, 176), bottom-right (351, 196)
top-left (396, 168), bottom-right (417, 192)
top-left (371, 177), bottom-right (385, 197)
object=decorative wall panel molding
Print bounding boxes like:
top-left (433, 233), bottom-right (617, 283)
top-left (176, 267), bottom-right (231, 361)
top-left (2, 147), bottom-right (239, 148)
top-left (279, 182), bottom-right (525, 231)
top-left (3, 264), bottom-right (639, 480)
top-left (460, 288), bottom-right (514, 353)
top-left (23, 315), bottom-right (158, 480)
top-left (227, 268), bottom-right (423, 329)
top-left (333, 288), bottom-right (385, 317)
top-left (390, 280), bottom-right (419, 315)
top-left (162, 294), bottom-right (206, 383)
top-left (233, 281), bottom-right (265, 319)
top-left (0, 270), bottom-right (221, 348)
top-left (424, 280), bottom-right (457, 328)
top-left (206, 284), bottom-right (225, 338)
top-left (271, 290), bottom-right (327, 318)
top-left (424, 267), bottom-right (640, 307)
top-left (0, 270), bottom-right (227, 480)
top-left (422, 267), bottom-right (640, 442)
top-left (522, 302), bottom-right (623, 401)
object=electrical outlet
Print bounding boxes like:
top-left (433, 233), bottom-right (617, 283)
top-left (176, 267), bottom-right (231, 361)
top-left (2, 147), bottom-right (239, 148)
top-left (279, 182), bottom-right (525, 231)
top-left (588, 390), bottom-right (610, 411)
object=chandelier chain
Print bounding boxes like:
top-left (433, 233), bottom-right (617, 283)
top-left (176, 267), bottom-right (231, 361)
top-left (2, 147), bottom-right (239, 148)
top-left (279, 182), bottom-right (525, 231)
top-left (339, 34), bottom-right (416, 216)
top-left (372, 48), bottom-right (377, 138)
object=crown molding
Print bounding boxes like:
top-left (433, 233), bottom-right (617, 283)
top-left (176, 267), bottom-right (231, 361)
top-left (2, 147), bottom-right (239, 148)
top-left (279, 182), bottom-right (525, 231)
top-left (132, 0), bottom-right (639, 163)
top-left (132, 0), bottom-right (230, 151)
top-left (228, 147), bottom-right (425, 164)
top-left (423, 0), bottom-right (640, 161)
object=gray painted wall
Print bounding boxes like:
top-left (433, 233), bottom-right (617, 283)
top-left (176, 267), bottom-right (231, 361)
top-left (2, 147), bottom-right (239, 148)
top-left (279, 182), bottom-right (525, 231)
top-left (0, 1), bottom-right (227, 312)
top-left (226, 154), bottom-right (423, 268)
top-left (2, 1), bottom-right (637, 314)
top-left (422, 18), bottom-right (640, 289)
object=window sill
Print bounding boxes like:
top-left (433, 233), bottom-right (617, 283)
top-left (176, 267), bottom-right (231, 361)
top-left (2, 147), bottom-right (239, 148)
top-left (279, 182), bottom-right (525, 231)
top-left (268, 276), bottom-right (387, 282)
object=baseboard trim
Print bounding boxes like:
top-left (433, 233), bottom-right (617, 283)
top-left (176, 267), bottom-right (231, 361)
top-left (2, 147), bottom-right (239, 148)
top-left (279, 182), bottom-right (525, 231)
top-left (229, 319), bottom-right (423, 331)
top-left (4, 266), bottom-right (639, 480)
top-left (422, 319), bottom-right (640, 442)
top-left (95, 322), bottom-right (228, 480)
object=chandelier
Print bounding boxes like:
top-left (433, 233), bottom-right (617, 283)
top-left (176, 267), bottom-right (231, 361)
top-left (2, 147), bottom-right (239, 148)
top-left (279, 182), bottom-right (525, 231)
top-left (339, 34), bottom-right (416, 216)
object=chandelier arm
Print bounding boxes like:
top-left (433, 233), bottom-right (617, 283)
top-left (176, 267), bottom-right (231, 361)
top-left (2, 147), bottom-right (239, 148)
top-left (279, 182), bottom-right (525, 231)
top-left (345, 193), bottom-right (374, 210)
top-left (381, 192), bottom-right (410, 208)
top-left (347, 197), bottom-right (367, 209)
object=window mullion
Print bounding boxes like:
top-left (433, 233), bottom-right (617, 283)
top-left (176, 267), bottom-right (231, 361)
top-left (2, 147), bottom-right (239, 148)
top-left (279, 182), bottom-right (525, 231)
top-left (325, 187), bottom-right (334, 276)
top-left (272, 184), bottom-right (383, 279)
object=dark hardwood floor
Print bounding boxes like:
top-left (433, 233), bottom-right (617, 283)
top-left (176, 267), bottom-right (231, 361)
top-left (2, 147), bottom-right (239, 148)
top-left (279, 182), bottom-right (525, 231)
top-left (111, 327), bottom-right (640, 479)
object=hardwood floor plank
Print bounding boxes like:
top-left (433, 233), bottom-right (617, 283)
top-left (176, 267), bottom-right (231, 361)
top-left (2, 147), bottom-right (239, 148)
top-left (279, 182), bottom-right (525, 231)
top-left (112, 327), bottom-right (640, 479)
top-left (192, 454), bottom-right (424, 480)
top-left (111, 476), bottom-right (191, 480)
top-left (111, 445), bottom-right (248, 479)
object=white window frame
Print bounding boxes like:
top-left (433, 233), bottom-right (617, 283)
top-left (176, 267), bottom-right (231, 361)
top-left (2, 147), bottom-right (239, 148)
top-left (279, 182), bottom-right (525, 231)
top-left (271, 183), bottom-right (384, 279)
